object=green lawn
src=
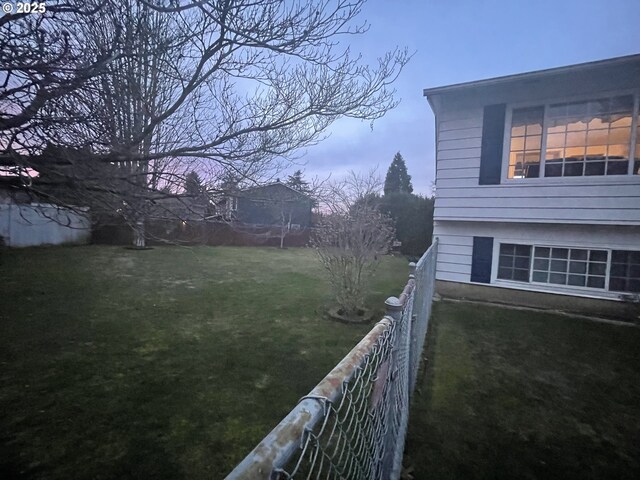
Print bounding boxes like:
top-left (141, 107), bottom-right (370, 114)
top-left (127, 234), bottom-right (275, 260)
top-left (405, 300), bottom-right (640, 480)
top-left (0, 245), bottom-right (409, 479)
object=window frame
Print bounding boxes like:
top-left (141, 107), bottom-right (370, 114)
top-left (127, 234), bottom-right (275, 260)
top-left (609, 250), bottom-right (640, 293)
top-left (491, 242), bottom-right (640, 297)
top-left (501, 89), bottom-right (640, 183)
top-left (494, 242), bottom-right (613, 293)
top-left (529, 246), bottom-right (610, 290)
top-left (496, 243), bottom-right (532, 282)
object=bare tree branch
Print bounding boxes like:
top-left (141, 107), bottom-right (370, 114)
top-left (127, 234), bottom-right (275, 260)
top-left (1, 0), bottom-right (410, 247)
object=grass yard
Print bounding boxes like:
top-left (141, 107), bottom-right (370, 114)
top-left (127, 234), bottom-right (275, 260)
top-left (0, 245), bottom-right (408, 479)
top-left (405, 300), bottom-right (640, 480)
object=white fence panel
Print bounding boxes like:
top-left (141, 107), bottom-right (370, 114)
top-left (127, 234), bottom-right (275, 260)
top-left (0, 203), bottom-right (90, 247)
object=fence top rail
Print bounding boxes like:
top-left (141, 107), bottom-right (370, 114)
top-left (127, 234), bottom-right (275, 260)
top-left (416, 238), bottom-right (438, 270)
top-left (398, 278), bottom-right (415, 306)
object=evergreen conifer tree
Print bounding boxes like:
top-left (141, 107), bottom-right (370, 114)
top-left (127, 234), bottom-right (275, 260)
top-left (184, 171), bottom-right (204, 196)
top-left (286, 169), bottom-right (312, 194)
top-left (383, 152), bottom-right (413, 195)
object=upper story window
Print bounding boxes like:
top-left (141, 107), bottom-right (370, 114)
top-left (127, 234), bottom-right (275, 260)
top-left (507, 94), bottom-right (639, 179)
top-left (508, 107), bottom-right (543, 178)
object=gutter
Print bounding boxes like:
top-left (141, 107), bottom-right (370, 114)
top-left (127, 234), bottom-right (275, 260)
top-left (422, 53), bottom-right (640, 97)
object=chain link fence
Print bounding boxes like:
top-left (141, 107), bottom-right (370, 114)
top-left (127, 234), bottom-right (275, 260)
top-left (226, 239), bottom-right (438, 480)
top-left (410, 239), bottom-right (439, 394)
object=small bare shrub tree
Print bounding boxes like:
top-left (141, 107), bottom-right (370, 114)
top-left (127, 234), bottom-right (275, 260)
top-left (312, 170), bottom-right (394, 319)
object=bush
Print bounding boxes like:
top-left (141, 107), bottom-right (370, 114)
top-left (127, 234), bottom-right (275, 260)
top-left (311, 206), bottom-right (394, 317)
top-left (380, 193), bottom-right (434, 256)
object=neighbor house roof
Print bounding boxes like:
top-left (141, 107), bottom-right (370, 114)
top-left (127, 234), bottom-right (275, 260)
top-left (241, 181), bottom-right (311, 198)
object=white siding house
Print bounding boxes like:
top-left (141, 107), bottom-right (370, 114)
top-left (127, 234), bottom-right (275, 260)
top-left (424, 55), bottom-right (640, 315)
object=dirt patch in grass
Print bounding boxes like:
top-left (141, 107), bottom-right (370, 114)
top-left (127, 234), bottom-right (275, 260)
top-left (326, 306), bottom-right (376, 324)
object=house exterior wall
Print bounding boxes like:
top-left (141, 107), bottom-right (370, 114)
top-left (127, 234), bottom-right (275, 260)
top-left (427, 56), bottom-right (640, 308)
top-left (434, 280), bottom-right (639, 321)
top-left (433, 221), bottom-right (640, 301)
top-left (0, 203), bottom-right (91, 247)
top-left (433, 86), bottom-right (640, 226)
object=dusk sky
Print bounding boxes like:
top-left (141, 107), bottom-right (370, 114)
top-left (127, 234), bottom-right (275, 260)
top-left (294, 0), bottom-right (640, 195)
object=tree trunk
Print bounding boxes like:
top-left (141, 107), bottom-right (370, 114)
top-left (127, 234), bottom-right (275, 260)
top-left (279, 211), bottom-right (292, 249)
top-left (280, 223), bottom-right (285, 249)
top-left (133, 219), bottom-right (146, 248)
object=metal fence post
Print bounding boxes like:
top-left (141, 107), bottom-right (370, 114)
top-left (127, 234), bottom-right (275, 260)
top-left (385, 296), bottom-right (403, 318)
top-left (391, 263), bottom-right (417, 480)
top-left (380, 296), bottom-right (403, 478)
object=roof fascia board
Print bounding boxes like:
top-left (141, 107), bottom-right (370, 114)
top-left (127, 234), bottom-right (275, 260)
top-left (422, 54), bottom-right (640, 97)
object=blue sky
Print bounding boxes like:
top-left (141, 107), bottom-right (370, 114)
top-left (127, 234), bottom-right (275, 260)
top-left (295, 0), bottom-right (640, 195)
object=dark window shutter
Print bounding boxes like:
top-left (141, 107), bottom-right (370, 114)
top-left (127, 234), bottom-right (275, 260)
top-left (471, 237), bottom-right (494, 283)
top-left (479, 104), bottom-right (506, 185)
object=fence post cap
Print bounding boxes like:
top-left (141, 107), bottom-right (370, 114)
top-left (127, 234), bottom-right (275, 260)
top-left (385, 296), bottom-right (402, 313)
top-left (408, 262), bottom-right (416, 279)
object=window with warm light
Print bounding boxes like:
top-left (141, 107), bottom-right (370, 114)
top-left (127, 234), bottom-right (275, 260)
top-left (507, 94), bottom-right (639, 179)
top-left (508, 107), bottom-right (543, 178)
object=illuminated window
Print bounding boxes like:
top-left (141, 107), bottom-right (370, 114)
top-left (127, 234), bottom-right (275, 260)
top-left (545, 96), bottom-right (633, 177)
top-left (508, 107), bottom-right (543, 178)
top-left (506, 94), bottom-right (638, 179)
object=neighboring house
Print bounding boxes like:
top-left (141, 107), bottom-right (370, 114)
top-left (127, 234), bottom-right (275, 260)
top-left (424, 54), bottom-right (640, 318)
top-left (228, 181), bottom-right (313, 229)
top-left (150, 195), bottom-right (209, 222)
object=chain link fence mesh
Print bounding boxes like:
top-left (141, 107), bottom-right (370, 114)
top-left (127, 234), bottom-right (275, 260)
top-left (227, 240), bottom-right (438, 480)
top-left (410, 239), bottom-right (439, 394)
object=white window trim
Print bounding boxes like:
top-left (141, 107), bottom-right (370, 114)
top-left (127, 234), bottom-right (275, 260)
top-left (490, 240), bottom-right (637, 300)
top-left (528, 245), bottom-right (610, 292)
top-left (501, 88), bottom-right (640, 184)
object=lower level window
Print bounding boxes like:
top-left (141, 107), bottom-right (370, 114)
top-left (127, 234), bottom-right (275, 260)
top-left (531, 247), bottom-right (607, 289)
top-left (496, 243), bottom-right (640, 293)
top-left (497, 244), bottom-right (531, 281)
top-left (610, 250), bottom-right (640, 293)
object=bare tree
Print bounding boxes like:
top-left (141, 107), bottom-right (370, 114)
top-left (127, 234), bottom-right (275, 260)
top-left (312, 170), bottom-right (394, 319)
top-left (268, 186), bottom-right (313, 249)
top-left (0, 1), bottom-right (115, 142)
top-left (77, 0), bottom-right (196, 246)
top-left (1, 0), bottom-right (410, 246)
